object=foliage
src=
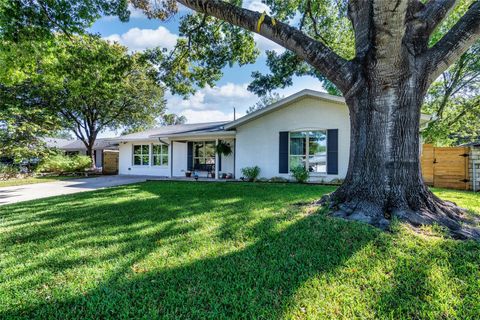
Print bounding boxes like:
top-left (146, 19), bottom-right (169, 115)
top-left (215, 141), bottom-right (232, 156)
top-left (0, 0), bottom-right (129, 41)
top-left (36, 154), bottom-right (91, 174)
top-left (0, 164), bottom-right (19, 180)
top-left (246, 92), bottom-right (283, 114)
top-left (0, 81), bottom-right (59, 160)
top-left (241, 166), bottom-right (261, 181)
top-left (291, 165), bottom-right (310, 183)
top-left (161, 113), bottom-right (187, 126)
top-left (141, 13), bottom-right (259, 96)
top-left (422, 41), bottom-right (480, 145)
top-left (1, 35), bottom-right (165, 166)
top-left (0, 182), bottom-right (479, 319)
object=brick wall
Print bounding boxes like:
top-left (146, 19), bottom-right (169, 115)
top-left (470, 147), bottom-right (480, 192)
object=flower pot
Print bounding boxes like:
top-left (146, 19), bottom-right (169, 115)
top-left (185, 171), bottom-right (192, 177)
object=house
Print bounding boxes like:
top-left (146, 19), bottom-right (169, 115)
top-left (43, 137), bottom-right (118, 168)
top-left (110, 89), bottom-right (431, 181)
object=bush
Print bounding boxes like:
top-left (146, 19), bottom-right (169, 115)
top-left (241, 166), bottom-right (261, 182)
top-left (291, 165), bottom-right (310, 183)
top-left (0, 164), bottom-right (19, 180)
top-left (37, 154), bottom-right (91, 174)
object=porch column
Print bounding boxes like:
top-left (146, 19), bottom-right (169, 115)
top-left (215, 138), bottom-right (219, 180)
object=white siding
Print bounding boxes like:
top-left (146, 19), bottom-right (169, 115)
top-left (219, 139), bottom-right (235, 176)
top-left (235, 96), bottom-right (350, 181)
top-left (172, 141), bottom-right (187, 176)
top-left (118, 141), bottom-right (170, 176)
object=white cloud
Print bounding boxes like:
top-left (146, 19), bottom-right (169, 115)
top-left (165, 82), bottom-right (257, 123)
top-left (244, 0), bottom-right (271, 14)
top-left (179, 110), bottom-right (242, 123)
top-left (104, 26), bottom-right (178, 52)
top-left (164, 77), bottom-right (327, 124)
top-left (253, 34), bottom-right (285, 54)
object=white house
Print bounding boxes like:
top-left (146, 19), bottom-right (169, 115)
top-left (110, 89), bottom-right (430, 181)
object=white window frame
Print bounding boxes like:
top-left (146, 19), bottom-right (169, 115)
top-left (288, 130), bottom-right (328, 175)
top-left (132, 144), bottom-right (150, 166)
top-left (152, 144), bottom-right (169, 167)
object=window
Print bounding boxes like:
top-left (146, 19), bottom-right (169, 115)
top-left (133, 144), bottom-right (150, 166)
top-left (152, 144), bottom-right (168, 166)
top-left (193, 141), bottom-right (215, 166)
top-left (289, 131), bottom-right (327, 173)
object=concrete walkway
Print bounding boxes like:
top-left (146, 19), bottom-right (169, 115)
top-left (0, 175), bottom-right (151, 206)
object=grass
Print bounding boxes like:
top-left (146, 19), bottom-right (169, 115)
top-left (0, 175), bottom-right (86, 188)
top-left (0, 182), bottom-right (479, 319)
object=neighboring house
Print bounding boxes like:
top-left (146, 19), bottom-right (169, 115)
top-left (44, 137), bottom-right (118, 168)
top-left (110, 89), bottom-right (431, 181)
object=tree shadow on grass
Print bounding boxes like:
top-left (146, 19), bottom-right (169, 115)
top-left (2, 215), bottom-right (378, 319)
top-left (1, 181), bottom-right (375, 319)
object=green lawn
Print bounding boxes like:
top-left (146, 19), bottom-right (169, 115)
top-left (0, 182), bottom-right (479, 319)
top-left (0, 175), bottom-right (86, 188)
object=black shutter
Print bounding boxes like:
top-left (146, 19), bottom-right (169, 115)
top-left (279, 131), bottom-right (289, 173)
top-left (218, 153), bottom-right (222, 172)
top-left (327, 129), bottom-right (338, 175)
top-left (187, 142), bottom-right (193, 171)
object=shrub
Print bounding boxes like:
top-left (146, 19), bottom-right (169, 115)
top-left (241, 166), bottom-right (260, 182)
top-left (0, 164), bottom-right (19, 180)
top-left (37, 154), bottom-right (91, 174)
top-left (291, 165), bottom-right (310, 183)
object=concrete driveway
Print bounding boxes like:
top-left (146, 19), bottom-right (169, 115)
top-left (0, 175), bottom-right (151, 206)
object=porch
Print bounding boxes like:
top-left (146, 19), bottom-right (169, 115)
top-left (166, 132), bottom-right (236, 180)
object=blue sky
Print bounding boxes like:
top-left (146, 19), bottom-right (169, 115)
top-left (89, 2), bottom-right (325, 134)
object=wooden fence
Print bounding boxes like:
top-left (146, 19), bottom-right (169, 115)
top-left (102, 150), bottom-right (119, 175)
top-left (421, 144), bottom-right (470, 190)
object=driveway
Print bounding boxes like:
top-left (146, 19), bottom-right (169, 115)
top-left (0, 175), bottom-right (151, 206)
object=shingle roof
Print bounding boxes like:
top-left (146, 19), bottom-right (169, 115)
top-left (109, 121), bottom-right (229, 141)
top-left (43, 137), bottom-right (118, 150)
top-left (61, 138), bottom-right (118, 150)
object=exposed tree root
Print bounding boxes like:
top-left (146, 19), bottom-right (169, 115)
top-left (318, 191), bottom-right (480, 241)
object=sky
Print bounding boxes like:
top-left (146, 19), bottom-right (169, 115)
top-left (89, 1), bottom-right (326, 135)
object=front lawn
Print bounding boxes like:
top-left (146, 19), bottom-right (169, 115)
top-left (0, 182), bottom-right (479, 319)
top-left (0, 175), bottom-right (86, 188)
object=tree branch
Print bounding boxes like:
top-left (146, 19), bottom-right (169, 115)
top-left (176, 0), bottom-right (357, 93)
top-left (425, 1), bottom-right (480, 84)
top-left (418, 0), bottom-right (458, 36)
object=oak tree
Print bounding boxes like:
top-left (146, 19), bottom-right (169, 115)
top-left (133, 0), bottom-right (480, 238)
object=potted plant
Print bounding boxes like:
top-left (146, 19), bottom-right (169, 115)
top-left (185, 171), bottom-right (192, 177)
top-left (215, 141), bottom-right (232, 156)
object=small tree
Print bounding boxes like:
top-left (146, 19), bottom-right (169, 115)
top-left (51, 35), bottom-right (165, 168)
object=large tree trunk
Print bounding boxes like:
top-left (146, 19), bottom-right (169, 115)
top-left (326, 76), bottom-right (480, 239)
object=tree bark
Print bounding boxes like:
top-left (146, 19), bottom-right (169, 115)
top-left (324, 75), bottom-right (480, 239)
top-left (86, 144), bottom-right (96, 170)
top-left (167, 0), bottom-right (480, 239)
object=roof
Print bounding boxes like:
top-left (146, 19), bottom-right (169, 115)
top-left (225, 89), bottom-right (345, 129)
top-left (62, 138), bottom-right (118, 150)
top-left (42, 137), bottom-right (73, 149)
top-left (108, 89), bottom-right (433, 142)
top-left (109, 122), bottom-right (229, 142)
top-left (225, 89), bottom-right (431, 129)
top-left (43, 137), bottom-right (118, 150)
